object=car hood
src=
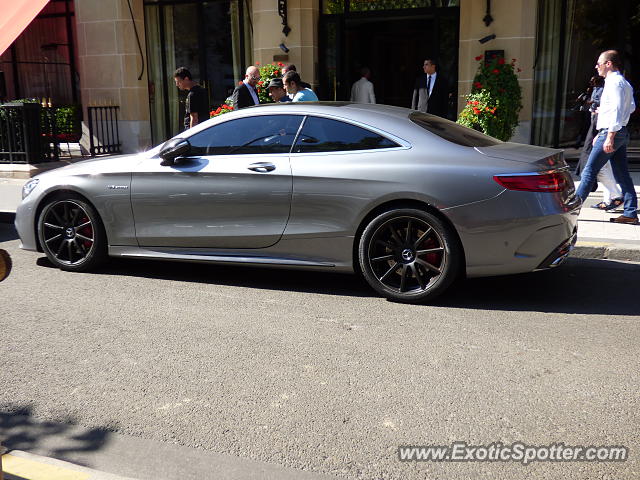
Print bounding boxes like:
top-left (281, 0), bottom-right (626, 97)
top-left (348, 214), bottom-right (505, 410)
top-left (35, 153), bottom-right (143, 179)
top-left (474, 142), bottom-right (566, 171)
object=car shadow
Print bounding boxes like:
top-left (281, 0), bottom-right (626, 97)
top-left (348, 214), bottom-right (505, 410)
top-left (436, 257), bottom-right (640, 316)
top-left (0, 405), bottom-right (115, 469)
top-left (35, 254), bottom-right (640, 315)
top-left (0, 218), bottom-right (18, 242)
top-left (36, 255), bottom-right (377, 299)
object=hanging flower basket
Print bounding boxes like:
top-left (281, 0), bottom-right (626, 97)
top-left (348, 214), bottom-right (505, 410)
top-left (457, 56), bottom-right (523, 141)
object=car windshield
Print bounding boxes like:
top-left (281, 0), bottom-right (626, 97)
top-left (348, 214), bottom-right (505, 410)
top-left (409, 112), bottom-right (501, 147)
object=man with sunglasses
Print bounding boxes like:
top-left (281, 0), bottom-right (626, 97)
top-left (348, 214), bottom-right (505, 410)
top-left (576, 50), bottom-right (638, 224)
top-left (232, 66), bottom-right (261, 110)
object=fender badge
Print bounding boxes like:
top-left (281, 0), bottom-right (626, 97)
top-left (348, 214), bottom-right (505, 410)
top-left (107, 185), bottom-right (129, 190)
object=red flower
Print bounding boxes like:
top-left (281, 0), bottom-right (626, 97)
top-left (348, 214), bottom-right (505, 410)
top-left (257, 88), bottom-right (261, 93)
top-left (492, 69), bottom-right (499, 74)
top-left (473, 107), bottom-right (481, 115)
top-left (255, 62), bottom-right (260, 65)
top-left (474, 82), bottom-right (483, 89)
top-left (278, 62), bottom-right (284, 66)
top-left (474, 55), bottom-right (483, 61)
top-left (258, 81), bottom-right (264, 85)
top-left (238, 81), bottom-right (243, 85)
top-left (274, 70), bottom-right (279, 75)
top-left (498, 58), bottom-right (505, 65)
top-left (472, 100), bottom-right (479, 105)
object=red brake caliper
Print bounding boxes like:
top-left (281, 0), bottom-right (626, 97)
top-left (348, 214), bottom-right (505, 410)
top-left (78, 216), bottom-right (93, 249)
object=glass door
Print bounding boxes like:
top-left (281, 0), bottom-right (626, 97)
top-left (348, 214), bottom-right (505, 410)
top-left (145, 0), bottom-right (250, 144)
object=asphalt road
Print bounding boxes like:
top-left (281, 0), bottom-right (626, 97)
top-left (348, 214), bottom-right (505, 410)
top-left (1, 222), bottom-right (639, 480)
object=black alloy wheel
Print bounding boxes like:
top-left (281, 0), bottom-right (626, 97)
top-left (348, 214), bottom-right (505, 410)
top-left (359, 208), bottom-right (460, 303)
top-left (38, 196), bottom-right (107, 271)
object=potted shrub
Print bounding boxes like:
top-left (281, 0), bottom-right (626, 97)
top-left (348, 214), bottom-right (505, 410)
top-left (457, 55), bottom-right (522, 141)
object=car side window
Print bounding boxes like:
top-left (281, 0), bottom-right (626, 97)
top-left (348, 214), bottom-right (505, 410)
top-left (293, 116), bottom-right (399, 153)
top-left (189, 115), bottom-right (304, 155)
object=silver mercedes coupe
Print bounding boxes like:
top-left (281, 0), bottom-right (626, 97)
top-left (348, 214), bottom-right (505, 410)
top-left (15, 103), bottom-right (580, 303)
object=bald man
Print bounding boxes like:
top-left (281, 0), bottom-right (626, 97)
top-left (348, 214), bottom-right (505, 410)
top-left (231, 66), bottom-right (261, 110)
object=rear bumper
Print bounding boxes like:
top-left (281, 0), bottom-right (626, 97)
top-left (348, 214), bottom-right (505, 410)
top-left (444, 189), bottom-right (580, 278)
top-left (535, 230), bottom-right (577, 270)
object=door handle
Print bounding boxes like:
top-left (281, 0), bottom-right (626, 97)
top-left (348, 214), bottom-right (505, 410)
top-left (248, 162), bottom-right (276, 173)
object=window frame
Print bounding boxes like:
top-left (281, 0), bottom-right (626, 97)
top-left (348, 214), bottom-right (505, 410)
top-left (290, 113), bottom-right (410, 156)
top-left (185, 113), bottom-right (307, 157)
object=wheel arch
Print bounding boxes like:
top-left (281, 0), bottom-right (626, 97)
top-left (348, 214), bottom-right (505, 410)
top-left (352, 199), bottom-right (466, 277)
top-left (33, 189), bottom-right (104, 253)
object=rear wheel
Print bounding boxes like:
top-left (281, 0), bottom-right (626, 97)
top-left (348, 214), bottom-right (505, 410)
top-left (37, 195), bottom-right (107, 272)
top-left (358, 208), bottom-right (461, 303)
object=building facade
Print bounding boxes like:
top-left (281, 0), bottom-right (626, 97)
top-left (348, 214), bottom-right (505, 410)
top-left (1, 0), bottom-right (639, 154)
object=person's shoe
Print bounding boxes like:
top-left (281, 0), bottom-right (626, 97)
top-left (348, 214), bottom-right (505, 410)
top-left (605, 198), bottom-right (624, 211)
top-left (609, 215), bottom-right (639, 225)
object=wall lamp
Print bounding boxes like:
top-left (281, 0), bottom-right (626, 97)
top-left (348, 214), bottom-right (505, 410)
top-left (479, 34), bottom-right (496, 44)
top-left (279, 43), bottom-right (290, 53)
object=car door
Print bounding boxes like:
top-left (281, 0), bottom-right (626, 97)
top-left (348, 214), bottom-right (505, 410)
top-left (131, 114), bottom-right (304, 248)
top-left (287, 115), bottom-right (404, 237)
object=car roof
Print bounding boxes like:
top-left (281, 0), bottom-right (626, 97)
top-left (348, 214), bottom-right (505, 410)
top-left (243, 101), bottom-right (413, 121)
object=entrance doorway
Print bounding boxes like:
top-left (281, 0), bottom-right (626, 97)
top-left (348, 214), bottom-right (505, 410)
top-left (320, 3), bottom-right (459, 118)
top-left (144, 0), bottom-right (251, 143)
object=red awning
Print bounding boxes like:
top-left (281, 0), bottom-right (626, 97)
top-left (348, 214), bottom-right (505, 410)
top-left (0, 0), bottom-right (50, 56)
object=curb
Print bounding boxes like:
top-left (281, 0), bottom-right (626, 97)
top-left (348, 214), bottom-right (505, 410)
top-left (573, 241), bottom-right (640, 262)
top-left (2, 450), bottom-right (138, 480)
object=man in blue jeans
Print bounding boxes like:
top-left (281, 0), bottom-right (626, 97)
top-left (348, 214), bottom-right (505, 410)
top-left (576, 50), bottom-right (638, 224)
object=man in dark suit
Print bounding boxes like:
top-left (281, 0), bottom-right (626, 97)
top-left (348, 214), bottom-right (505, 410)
top-left (411, 59), bottom-right (449, 118)
top-left (231, 65), bottom-right (260, 110)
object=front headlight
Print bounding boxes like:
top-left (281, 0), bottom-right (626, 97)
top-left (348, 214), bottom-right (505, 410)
top-left (22, 178), bottom-right (40, 199)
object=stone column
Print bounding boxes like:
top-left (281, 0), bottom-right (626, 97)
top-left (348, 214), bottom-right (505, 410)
top-left (74, 0), bottom-right (151, 154)
top-left (458, 0), bottom-right (536, 143)
top-left (253, 0), bottom-right (319, 87)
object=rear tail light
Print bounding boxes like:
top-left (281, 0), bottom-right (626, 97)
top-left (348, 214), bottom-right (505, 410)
top-left (493, 171), bottom-right (570, 192)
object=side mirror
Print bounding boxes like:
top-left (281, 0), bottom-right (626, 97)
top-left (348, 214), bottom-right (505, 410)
top-left (159, 138), bottom-right (191, 166)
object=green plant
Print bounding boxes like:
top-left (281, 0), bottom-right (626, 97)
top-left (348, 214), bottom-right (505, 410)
top-left (9, 99), bottom-right (81, 136)
top-left (457, 56), bottom-right (522, 141)
top-left (256, 62), bottom-right (285, 104)
top-left (54, 105), bottom-right (81, 136)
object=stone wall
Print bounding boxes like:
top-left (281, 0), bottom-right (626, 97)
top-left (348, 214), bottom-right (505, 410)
top-left (74, 0), bottom-right (151, 153)
top-left (458, 0), bottom-right (537, 143)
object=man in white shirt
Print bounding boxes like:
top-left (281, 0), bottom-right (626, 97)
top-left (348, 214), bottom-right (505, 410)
top-left (350, 67), bottom-right (376, 104)
top-left (576, 50), bottom-right (638, 224)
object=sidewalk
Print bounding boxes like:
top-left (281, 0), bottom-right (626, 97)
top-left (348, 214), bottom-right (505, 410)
top-left (1, 166), bottom-right (639, 262)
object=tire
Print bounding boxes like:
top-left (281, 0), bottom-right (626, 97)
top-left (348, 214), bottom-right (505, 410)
top-left (37, 194), bottom-right (108, 272)
top-left (358, 208), bottom-right (461, 304)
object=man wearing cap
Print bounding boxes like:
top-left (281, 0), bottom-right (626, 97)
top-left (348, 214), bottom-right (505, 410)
top-left (267, 78), bottom-right (291, 103)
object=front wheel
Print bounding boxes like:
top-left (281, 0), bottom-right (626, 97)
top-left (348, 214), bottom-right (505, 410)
top-left (358, 208), bottom-right (461, 304)
top-left (37, 195), bottom-right (107, 272)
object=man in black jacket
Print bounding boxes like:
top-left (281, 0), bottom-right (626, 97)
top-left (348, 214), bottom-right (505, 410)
top-left (411, 59), bottom-right (449, 118)
top-left (232, 66), bottom-right (261, 110)
top-left (174, 67), bottom-right (209, 131)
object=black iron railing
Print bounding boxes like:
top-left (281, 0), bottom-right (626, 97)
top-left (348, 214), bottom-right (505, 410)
top-left (0, 103), bottom-right (59, 164)
top-left (88, 105), bottom-right (121, 156)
